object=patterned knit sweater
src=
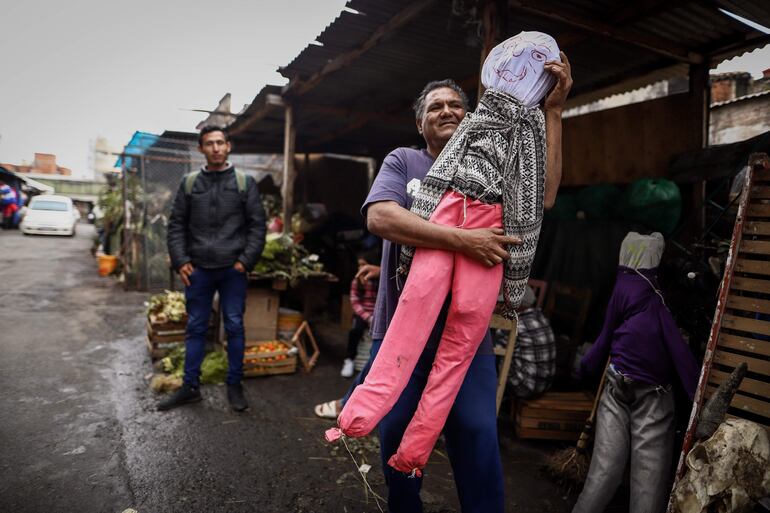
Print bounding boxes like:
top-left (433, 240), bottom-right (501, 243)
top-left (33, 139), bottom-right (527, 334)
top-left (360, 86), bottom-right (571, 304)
top-left (399, 88), bottom-right (547, 319)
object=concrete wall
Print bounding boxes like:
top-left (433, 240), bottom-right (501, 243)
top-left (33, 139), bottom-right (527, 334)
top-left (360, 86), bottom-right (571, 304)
top-left (710, 94), bottom-right (770, 146)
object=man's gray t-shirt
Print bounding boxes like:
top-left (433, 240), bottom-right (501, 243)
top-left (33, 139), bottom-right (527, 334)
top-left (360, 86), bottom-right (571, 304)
top-left (362, 147), bottom-right (493, 354)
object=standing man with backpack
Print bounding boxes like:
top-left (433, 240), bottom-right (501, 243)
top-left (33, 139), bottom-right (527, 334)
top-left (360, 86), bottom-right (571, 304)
top-left (160, 126), bottom-right (266, 412)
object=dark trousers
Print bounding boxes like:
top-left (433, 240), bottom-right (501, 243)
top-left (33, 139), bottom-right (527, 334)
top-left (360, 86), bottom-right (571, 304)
top-left (346, 315), bottom-right (367, 360)
top-left (183, 266), bottom-right (247, 386)
top-left (344, 338), bottom-right (504, 513)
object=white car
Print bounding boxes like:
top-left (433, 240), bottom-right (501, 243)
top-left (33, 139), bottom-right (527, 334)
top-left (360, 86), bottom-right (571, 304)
top-left (20, 195), bottom-right (80, 236)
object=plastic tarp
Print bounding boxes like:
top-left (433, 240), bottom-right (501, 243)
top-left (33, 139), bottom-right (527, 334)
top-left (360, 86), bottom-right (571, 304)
top-left (115, 131), bottom-right (160, 169)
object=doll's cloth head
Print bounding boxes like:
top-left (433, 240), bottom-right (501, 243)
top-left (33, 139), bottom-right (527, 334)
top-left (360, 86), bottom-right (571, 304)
top-left (619, 231), bottom-right (665, 270)
top-left (481, 31), bottom-right (560, 107)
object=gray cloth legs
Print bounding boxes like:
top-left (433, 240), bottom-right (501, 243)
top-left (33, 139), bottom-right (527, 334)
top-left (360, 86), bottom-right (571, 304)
top-left (572, 368), bottom-right (675, 513)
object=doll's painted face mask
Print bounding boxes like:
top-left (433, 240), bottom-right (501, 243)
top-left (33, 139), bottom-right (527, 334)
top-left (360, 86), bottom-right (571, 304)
top-left (481, 31), bottom-right (560, 107)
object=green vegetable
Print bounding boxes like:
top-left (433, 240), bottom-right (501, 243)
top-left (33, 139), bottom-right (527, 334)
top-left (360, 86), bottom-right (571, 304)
top-left (147, 290), bottom-right (186, 323)
top-left (200, 351), bottom-right (228, 384)
top-left (160, 346), bottom-right (228, 385)
top-left (252, 233), bottom-right (326, 285)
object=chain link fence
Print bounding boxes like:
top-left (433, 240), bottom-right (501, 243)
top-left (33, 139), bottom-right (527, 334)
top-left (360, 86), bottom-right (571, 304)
top-left (121, 135), bottom-right (282, 291)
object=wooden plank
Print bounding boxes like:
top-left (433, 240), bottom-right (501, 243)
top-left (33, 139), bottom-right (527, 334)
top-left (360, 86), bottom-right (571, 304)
top-left (747, 203), bottom-right (770, 217)
top-left (519, 406), bottom-right (591, 421)
top-left (740, 239), bottom-right (770, 254)
top-left (525, 391), bottom-right (593, 400)
top-left (517, 417), bottom-right (584, 431)
top-left (489, 314), bottom-right (516, 331)
top-left (735, 258), bottom-right (770, 276)
top-left (731, 276), bottom-right (770, 294)
top-left (514, 426), bottom-right (580, 441)
top-left (671, 154), bottom-right (770, 496)
top-left (518, 393), bottom-right (594, 410)
top-left (713, 349), bottom-right (770, 376)
top-left (726, 295), bottom-right (770, 316)
top-left (518, 402), bottom-right (594, 413)
top-left (750, 186), bottom-right (770, 199)
top-left (496, 321), bottom-right (517, 415)
top-left (744, 221), bottom-right (770, 236)
top-left (706, 385), bottom-right (770, 419)
top-left (709, 369), bottom-right (770, 399)
top-left (721, 314), bottom-right (770, 337)
top-left (282, 104), bottom-right (296, 235)
top-left (718, 332), bottom-right (770, 357)
top-left (756, 167), bottom-right (770, 182)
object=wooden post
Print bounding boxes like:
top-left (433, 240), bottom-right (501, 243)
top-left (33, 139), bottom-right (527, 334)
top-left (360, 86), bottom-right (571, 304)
top-left (477, 1), bottom-right (504, 102)
top-left (689, 63), bottom-right (710, 149)
top-left (689, 63), bottom-right (710, 235)
top-left (121, 160), bottom-right (130, 291)
top-left (303, 152), bottom-right (309, 206)
top-left (282, 103), bottom-right (296, 234)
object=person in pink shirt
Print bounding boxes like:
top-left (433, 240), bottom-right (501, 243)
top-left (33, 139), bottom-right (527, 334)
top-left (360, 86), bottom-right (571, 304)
top-left (341, 251), bottom-right (380, 378)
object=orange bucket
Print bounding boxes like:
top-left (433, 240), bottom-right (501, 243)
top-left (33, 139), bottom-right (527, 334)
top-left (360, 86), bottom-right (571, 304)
top-left (277, 308), bottom-right (303, 339)
top-left (97, 255), bottom-right (118, 276)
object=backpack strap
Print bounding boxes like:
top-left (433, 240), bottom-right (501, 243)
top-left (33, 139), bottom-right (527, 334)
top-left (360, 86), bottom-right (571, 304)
top-left (184, 169), bottom-right (246, 195)
top-left (235, 169), bottom-right (247, 194)
top-left (184, 171), bottom-right (200, 195)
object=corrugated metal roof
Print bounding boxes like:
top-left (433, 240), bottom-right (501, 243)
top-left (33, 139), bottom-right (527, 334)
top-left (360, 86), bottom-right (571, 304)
top-left (711, 88), bottom-right (770, 107)
top-left (229, 0), bottom-right (770, 157)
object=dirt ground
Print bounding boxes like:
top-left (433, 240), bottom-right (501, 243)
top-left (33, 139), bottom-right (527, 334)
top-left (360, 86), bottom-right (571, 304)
top-left (0, 225), bottom-right (578, 513)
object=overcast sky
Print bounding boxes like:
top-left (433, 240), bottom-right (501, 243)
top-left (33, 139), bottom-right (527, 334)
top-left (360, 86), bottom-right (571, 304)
top-left (0, 0), bottom-right (348, 177)
top-left (0, 1), bottom-right (768, 178)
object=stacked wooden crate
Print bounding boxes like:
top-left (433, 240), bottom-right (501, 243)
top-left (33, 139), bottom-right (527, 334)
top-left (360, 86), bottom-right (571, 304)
top-left (243, 340), bottom-right (298, 377)
top-left (146, 315), bottom-right (186, 359)
top-left (240, 288), bottom-right (297, 377)
top-left (514, 391), bottom-right (594, 441)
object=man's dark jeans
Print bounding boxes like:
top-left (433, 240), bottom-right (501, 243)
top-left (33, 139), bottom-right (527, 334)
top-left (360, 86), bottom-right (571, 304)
top-left (183, 266), bottom-right (247, 386)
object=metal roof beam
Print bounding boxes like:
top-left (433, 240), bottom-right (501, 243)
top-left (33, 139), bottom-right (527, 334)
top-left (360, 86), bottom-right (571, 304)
top-left (283, 0), bottom-right (437, 98)
top-left (557, 0), bottom-right (687, 48)
top-left (304, 103), bottom-right (411, 147)
top-left (509, 0), bottom-right (705, 64)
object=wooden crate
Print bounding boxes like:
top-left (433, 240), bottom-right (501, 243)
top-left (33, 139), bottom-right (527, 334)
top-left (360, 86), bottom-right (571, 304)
top-left (515, 391), bottom-right (593, 441)
top-left (243, 288), bottom-right (280, 341)
top-left (147, 319), bottom-right (186, 342)
top-left (145, 335), bottom-right (184, 359)
top-left (242, 341), bottom-right (297, 377)
top-left (146, 318), bottom-right (186, 359)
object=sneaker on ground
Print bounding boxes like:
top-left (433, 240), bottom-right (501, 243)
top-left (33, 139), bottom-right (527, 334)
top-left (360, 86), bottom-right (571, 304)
top-left (157, 383), bottom-right (202, 411)
top-left (340, 358), bottom-right (355, 378)
top-left (227, 383), bottom-right (249, 412)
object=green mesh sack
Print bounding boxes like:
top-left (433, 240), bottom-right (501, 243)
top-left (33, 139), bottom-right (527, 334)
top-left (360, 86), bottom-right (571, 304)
top-left (619, 178), bottom-right (681, 235)
top-left (576, 184), bottom-right (622, 220)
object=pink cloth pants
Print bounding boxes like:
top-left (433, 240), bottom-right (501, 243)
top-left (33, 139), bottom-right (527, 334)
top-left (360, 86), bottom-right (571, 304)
top-left (334, 191), bottom-right (503, 473)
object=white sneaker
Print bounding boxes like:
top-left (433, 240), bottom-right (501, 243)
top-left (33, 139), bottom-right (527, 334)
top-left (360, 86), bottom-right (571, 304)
top-left (340, 359), bottom-right (355, 378)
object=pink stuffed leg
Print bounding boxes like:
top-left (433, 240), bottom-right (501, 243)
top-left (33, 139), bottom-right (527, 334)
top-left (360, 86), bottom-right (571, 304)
top-left (388, 201), bottom-right (503, 473)
top-left (333, 193), bottom-right (467, 439)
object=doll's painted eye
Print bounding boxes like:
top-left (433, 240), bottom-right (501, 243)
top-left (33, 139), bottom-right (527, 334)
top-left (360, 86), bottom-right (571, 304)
top-left (531, 50), bottom-right (547, 62)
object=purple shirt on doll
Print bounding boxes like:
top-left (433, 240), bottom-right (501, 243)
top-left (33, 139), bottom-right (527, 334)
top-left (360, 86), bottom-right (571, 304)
top-left (362, 147), bottom-right (493, 355)
top-left (580, 266), bottom-right (700, 399)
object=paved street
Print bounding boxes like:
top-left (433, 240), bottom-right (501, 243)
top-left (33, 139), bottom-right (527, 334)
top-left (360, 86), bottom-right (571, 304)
top-left (0, 225), bottom-right (574, 513)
